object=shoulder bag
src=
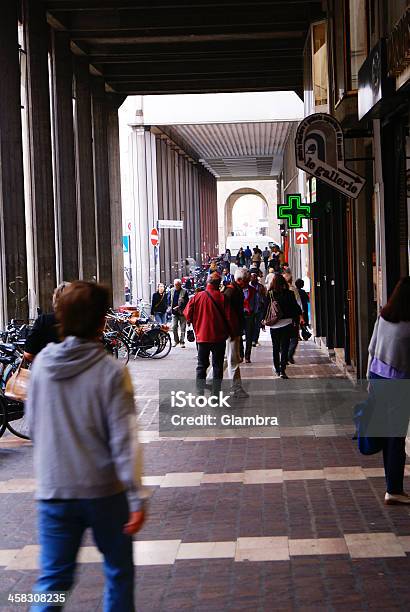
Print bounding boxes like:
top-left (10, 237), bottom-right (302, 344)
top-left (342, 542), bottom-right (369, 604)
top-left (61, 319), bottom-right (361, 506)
top-left (264, 291), bottom-right (282, 326)
top-left (5, 359), bottom-right (31, 402)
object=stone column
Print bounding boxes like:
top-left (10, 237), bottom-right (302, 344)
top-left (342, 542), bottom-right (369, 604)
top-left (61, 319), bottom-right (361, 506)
top-left (0, 1), bottom-right (28, 324)
top-left (50, 30), bottom-right (79, 282)
top-left (73, 58), bottom-right (97, 282)
top-left (91, 78), bottom-right (112, 288)
top-left (22, 0), bottom-right (57, 313)
top-left (106, 98), bottom-right (125, 307)
top-left (129, 126), bottom-right (158, 302)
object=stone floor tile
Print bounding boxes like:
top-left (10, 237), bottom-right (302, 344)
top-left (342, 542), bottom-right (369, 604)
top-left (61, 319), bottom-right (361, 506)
top-left (243, 469), bottom-right (283, 484)
top-left (324, 466), bottom-right (366, 480)
top-left (133, 539), bottom-right (181, 565)
top-left (289, 538), bottom-right (348, 556)
top-left (283, 469), bottom-right (324, 480)
top-left (0, 549), bottom-right (19, 566)
top-left (160, 472), bottom-right (204, 488)
top-left (6, 545), bottom-right (39, 570)
top-left (77, 547), bottom-right (103, 564)
top-left (176, 541), bottom-right (236, 560)
top-left (0, 478), bottom-right (36, 493)
top-left (201, 472), bottom-right (243, 483)
top-left (235, 537), bottom-right (289, 561)
top-left (344, 533), bottom-right (406, 558)
top-left (142, 475), bottom-right (165, 486)
top-left (363, 468), bottom-right (385, 477)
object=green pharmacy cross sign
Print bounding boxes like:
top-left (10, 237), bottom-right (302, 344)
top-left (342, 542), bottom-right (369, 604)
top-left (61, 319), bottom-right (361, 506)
top-left (277, 194), bottom-right (311, 229)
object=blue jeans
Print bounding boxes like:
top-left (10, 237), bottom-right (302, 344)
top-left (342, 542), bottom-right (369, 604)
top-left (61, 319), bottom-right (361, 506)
top-left (154, 312), bottom-right (167, 324)
top-left (33, 492), bottom-right (134, 612)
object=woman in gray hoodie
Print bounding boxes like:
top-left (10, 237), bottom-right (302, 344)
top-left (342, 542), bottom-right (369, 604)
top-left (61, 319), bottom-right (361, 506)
top-left (368, 277), bottom-right (410, 505)
top-left (26, 281), bottom-right (145, 612)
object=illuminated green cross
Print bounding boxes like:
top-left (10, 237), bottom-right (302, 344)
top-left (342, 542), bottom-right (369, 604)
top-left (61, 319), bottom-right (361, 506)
top-left (277, 194), bottom-right (311, 229)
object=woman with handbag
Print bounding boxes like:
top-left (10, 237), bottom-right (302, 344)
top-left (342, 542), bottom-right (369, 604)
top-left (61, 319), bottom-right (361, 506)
top-left (367, 277), bottom-right (410, 505)
top-left (262, 274), bottom-right (301, 379)
top-left (151, 283), bottom-right (168, 324)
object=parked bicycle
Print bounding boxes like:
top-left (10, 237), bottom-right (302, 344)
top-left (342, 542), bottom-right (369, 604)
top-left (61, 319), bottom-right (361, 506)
top-left (105, 310), bottom-right (172, 359)
top-left (0, 342), bottom-right (30, 440)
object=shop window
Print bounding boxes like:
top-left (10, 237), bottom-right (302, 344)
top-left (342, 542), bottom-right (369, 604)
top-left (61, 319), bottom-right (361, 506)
top-left (312, 22), bottom-right (328, 110)
top-left (348, 0), bottom-right (368, 89)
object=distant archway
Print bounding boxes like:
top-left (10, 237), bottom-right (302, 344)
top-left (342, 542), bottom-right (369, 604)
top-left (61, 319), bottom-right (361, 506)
top-left (225, 188), bottom-right (268, 237)
top-left (217, 180), bottom-right (280, 252)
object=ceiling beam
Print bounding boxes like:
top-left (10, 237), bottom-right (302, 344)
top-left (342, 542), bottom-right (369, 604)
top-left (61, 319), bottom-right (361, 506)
top-left (46, 0), bottom-right (323, 10)
top-left (62, 7), bottom-right (312, 31)
top-left (69, 30), bottom-right (305, 44)
top-left (87, 49), bottom-right (303, 64)
top-left (84, 37), bottom-right (305, 58)
top-left (108, 77), bottom-right (301, 94)
top-left (98, 58), bottom-right (302, 77)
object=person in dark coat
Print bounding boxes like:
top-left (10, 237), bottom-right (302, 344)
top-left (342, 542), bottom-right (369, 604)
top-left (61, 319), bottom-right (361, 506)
top-left (24, 282), bottom-right (70, 362)
top-left (236, 248), bottom-right (245, 267)
top-left (295, 278), bottom-right (310, 325)
top-left (151, 283), bottom-right (168, 324)
top-left (168, 279), bottom-right (189, 347)
top-left (263, 274), bottom-right (301, 378)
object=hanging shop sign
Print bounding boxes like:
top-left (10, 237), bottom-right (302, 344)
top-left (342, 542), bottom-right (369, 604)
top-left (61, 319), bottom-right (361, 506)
top-left (277, 194), bottom-right (311, 229)
top-left (296, 231), bottom-right (309, 245)
top-left (295, 113), bottom-right (366, 199)
top-left (358, 39), bottom-right (395, 119)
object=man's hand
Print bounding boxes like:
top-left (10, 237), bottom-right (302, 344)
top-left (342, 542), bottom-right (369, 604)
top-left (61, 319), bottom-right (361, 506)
top-left (123, 510), bottom-right (145, 535)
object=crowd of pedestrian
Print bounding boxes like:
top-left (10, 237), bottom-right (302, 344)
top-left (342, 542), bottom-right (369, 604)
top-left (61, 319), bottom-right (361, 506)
top-left (179, 243), bottom-right (310, 391)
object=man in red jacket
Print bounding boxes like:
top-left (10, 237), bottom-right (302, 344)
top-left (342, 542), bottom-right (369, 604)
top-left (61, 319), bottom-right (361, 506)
top-left (184, 272), bottom-right (233, 395)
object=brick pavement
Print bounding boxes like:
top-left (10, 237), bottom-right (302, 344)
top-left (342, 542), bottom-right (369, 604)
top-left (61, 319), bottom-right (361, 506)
top-left (1, 336), bottom-right (410, 610)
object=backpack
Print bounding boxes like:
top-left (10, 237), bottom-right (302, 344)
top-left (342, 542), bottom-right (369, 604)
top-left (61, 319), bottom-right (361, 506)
top-left (265, 291), bottom-right (282, 326)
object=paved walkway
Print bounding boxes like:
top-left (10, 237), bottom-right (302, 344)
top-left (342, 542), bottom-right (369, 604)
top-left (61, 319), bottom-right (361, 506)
top-left (1, 335), bottom-right (410, 610)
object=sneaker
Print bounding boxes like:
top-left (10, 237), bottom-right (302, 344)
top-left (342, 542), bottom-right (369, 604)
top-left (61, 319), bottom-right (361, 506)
top-left (280, 372), bottom-right (289, 379)
top-left (172, 342), bottom-right (178, 348)
top-left (384, 492), bottom-right (410, 505)
top-left (180, 343), bottom-right (186, 348)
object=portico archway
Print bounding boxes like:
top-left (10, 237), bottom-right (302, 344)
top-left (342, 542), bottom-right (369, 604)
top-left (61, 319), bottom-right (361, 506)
top-left (217, 180), bottom-right (280, 252)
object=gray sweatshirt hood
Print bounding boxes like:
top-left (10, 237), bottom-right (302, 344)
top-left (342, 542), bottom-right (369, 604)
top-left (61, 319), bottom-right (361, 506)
top-left (39, 336), bottom-right (106, 380)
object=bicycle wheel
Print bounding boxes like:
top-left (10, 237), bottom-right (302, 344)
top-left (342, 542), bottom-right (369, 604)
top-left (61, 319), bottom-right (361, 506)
top-left (151, 331), bottom-right (172, 359)
top-left (0, 396), bottom-right (7, 438)
top-left (112, 334), bottom-right (130, 365)
top-left (137, 328), bottom-right (163, 358)
top-left (6, 400), bottom-right (30, 440)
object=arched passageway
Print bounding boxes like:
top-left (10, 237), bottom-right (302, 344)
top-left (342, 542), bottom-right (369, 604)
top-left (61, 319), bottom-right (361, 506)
top-left (217, 180), bottom-right (280, 252)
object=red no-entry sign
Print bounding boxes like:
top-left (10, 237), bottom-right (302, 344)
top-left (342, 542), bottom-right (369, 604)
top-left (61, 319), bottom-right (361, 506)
top-left (296, 231), bottom-right (309, 245)
top-left (150, 228), bottom-right (159, 246)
